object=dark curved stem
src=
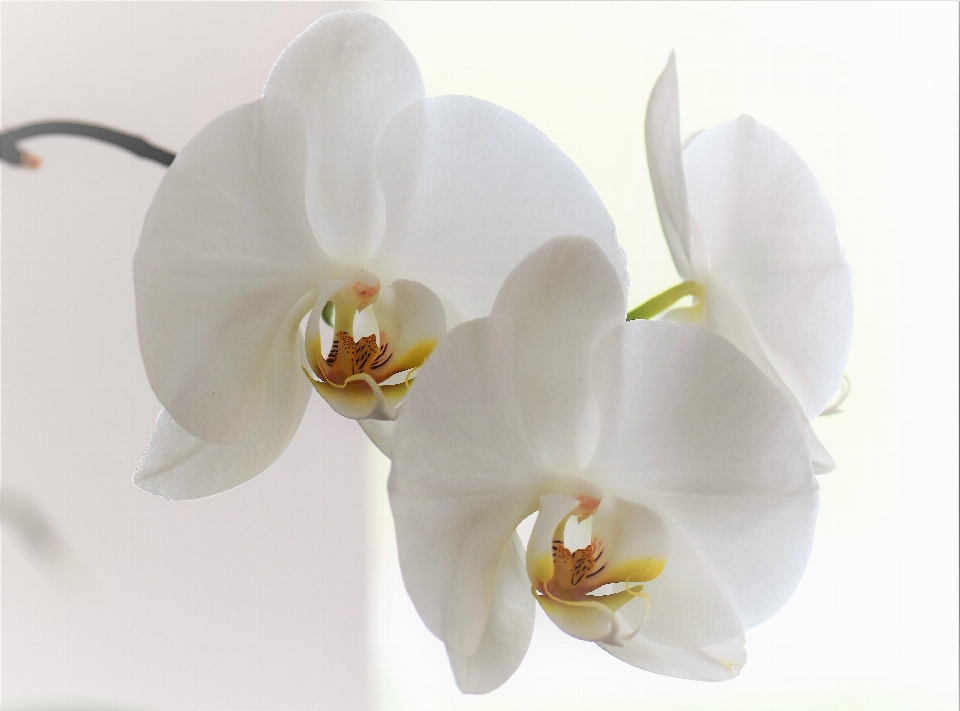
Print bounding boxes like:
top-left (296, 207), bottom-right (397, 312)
top-left (1, 121), bottom-right (175, 168)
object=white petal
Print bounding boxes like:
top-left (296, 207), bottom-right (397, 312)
top-left (264, 10), bottom-right (425, 261)
top-left (648, 486), bottom-right (818, 630)
top-left (492, 236), bottom-right (626, 472)
top-left (684, 115), bottom-right (853, 418)
top-left (358, 419), bottom-right (396, 458)
top-left (370, 96), bottom-right (627, 324)
top-left (588, 320), bottom-right (813, 496)
top-left (645, 52), bottom-right (693, 279)
top-left (446, 533), bottom-right (535, 694)
top-left (624, 519), bottom-right (743, 649)
top-left (134, 314), bottom-right (312, 500)
top-left (589, 496), bottom-right (669, 588)
top-left (702, 282), bottom-right (782, 387)
top-left (371, 279), bottom-right (446, 379)
top-left (600, 632), bottom-right (746, 681)
top-left (704, 283), bottom-right (838, 473)
top-left (388, 315), bottom-right (542, 656)
top-left (805, 421), bottom-right (836, 474)
top-left (587, 320), bottom-right (818, 628)
top-left (135, 98), bottom-right (324, 443)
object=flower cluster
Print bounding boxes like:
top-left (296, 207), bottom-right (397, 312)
top-left (133, 11), bottom-right (852, 693)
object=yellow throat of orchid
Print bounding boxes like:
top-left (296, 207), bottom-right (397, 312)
top-left (530, 495), bottom-right (667, 645)
top-left (302, 271), bottom-right (439, 421)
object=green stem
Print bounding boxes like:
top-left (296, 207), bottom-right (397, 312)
top-left (626, 280), bottom-right (704, 321)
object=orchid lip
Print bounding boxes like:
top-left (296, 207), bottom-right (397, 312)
top-left (527, 493), bottom-right (667, 646)
top-left (301, 275), bottom-right (443, 421)
top-left (534, 502), bottom-right (663, 601)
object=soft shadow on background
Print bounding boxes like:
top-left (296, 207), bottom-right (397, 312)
top-left (2, 2), bottom-right (957, 710)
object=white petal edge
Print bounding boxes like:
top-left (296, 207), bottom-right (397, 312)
top-left (645, 51), bottom-right (693, 279)
top-left (600, 632), bottom-right (746, 682)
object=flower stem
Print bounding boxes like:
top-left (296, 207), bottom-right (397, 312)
top-left (626, 280), bottom-right (704, 321)
top-left (1, 121), bottom-right (175, 168)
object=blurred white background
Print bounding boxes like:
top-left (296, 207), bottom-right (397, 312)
top-left (2, 3), bottom-right (957, 710)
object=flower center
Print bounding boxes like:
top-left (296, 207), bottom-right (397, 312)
top-left (548, 538), bottom-right (606, 598)
top-left (323, 330), bottom-right (392, 384)
top-left (301, 271), bottom-right (402, 388)
top-left (532, 494), bottom-right (665, 602)
top-left (538, 495), bottom-right (611, 601)
top-left (528, 493), bottom-right (668, 645)
top-left (318, 275), bottom-right (395, 386)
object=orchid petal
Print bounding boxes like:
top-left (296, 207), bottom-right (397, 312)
top-left (645, 52), bottom-right (693, 279)
top-left (702, 282), bottom-right (783, 391)
top-left (264, 10), bottom-right (425, 261)
top-left (588, 320), bottom-right (812, 496)
top-left (134, 308), bottom-right (312, 500)
top-left (371, 96), bottom-right (627, 324)
top-left (358, 419), bottom-right (396, 458)
top-left (447, 533), bottom-right (535, 694)
top-left (588, 497), bottom-right (669, 589)
top-left (308, 373), bottom-right (407, 422)
top-left (599, 632), bottom-right (746, 682)
top-left (135, 97), bottom-right (324, 444)
top-left (645, 486), bottom-right (818, 630)
top-left (587, 320), bottom-right (818, 629)
top-left (537, 591), bottom-right (623, 644)
top-left (622, 521), bottom-right (743, 650)
top-left (370, 279), bottom-right (446, 380)
top-left (683, 115), bottom-right (853, 419)
top-left (389, 315), bottom-right (541, 656)
top-left (492, 237), bottom-right (626, 472)
top-left (704, 283), bottom-right (838, 473)
top-left (805, 422), bottom-right (836, 474)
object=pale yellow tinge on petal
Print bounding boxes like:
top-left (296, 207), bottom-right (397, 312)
top-left (535, 590), bottom-right (616, 642)
top-left (302, 369), bottom-right (404, 421)
top-left (531, 552), bottom-right (554, 588)
top-left (306, 334), bottom-right (325, 377)
top-left (375, 338), bottom-right (438, 381)
top-left (593, 557), bottom-right (666, 588)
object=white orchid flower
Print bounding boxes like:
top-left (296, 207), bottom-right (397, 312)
top-left (389, 236), bottom-right (818, 693)
top-left (639, 53), bottom-right (853, 473)
top-left (132, 11), bottom-right (625, 500)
